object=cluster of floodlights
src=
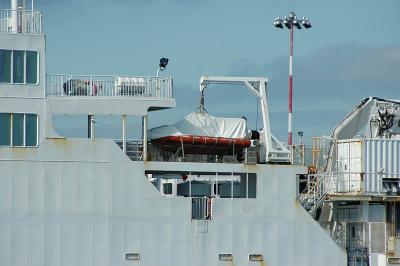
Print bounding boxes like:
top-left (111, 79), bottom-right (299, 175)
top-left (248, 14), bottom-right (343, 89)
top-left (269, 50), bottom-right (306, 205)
top-left (274, 12), bottom-right (311, 29)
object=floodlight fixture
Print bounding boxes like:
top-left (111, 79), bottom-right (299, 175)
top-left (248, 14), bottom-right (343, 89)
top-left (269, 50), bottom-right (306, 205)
top-left (157, 57), bottom-right (169, 77)
top-left (283, 17), bottom-right (291, 29)
top-left (302, 17), bottom-right (312, 28)
top-left (293, 19), bottom-right (301, 29)
top-left (159, 58), bottom-right (169, 70)
top-left (274, 17), bottom-right (283, 28)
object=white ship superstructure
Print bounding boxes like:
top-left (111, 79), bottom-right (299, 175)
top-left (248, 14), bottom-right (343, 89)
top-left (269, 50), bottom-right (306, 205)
top-left (299, 97), bottom-right (400, 265)
top-left (0, 1), bottom-right (397, 266)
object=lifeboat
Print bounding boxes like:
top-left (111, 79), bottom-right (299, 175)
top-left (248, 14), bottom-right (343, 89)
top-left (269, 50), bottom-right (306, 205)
top-left (149, 110), bottom-right (251, 154)
top-left (152, 135), bottom-right (251, 154)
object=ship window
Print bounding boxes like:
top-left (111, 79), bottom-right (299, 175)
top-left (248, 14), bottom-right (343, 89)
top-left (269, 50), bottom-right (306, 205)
top-left (0, 50), bottom-right (38, 85)
top-left (0, 113), bottom-right (11, 146)
top-left (26, 51), bottom-right (38, 84)
top-left (163, 183), bottom-right (173, 195)
top-left (0, 113), bottom-right (38, 147)
top-left (13, 50), bottom-right (24, 83)
top-left (12, 113), bottom-right (24, 146)
top-left (25, 114), bottom-right (38, 146)
top-left (0, 50), bottom-right (11, 83)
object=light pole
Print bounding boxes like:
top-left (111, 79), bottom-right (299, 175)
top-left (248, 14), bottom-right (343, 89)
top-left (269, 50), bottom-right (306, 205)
top-left (274, 12), bottom-right (311, 146)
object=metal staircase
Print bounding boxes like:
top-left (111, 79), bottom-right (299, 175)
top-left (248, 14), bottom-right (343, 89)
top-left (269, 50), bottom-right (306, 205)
top-left (115, 140), bottom-right (143, 161)
top-left (298, 172), bottom-right (333, 216)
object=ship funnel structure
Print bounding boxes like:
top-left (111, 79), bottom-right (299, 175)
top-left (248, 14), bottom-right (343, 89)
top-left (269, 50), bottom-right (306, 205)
top-left (11, 0), bottom-right (25, 10)
top-left (10, 0), bottom-right (26, 33)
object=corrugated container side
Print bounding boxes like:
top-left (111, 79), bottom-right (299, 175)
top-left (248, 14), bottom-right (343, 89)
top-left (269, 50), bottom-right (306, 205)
top-left (364, 139), bottom-right (400, 194)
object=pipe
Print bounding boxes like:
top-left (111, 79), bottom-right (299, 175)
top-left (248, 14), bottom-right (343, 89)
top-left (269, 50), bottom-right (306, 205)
top-left (11, 0), bottom-right (18, 32)
top-left (143, 115), bottom-right (148, 161)
top-left (122, 115), bottom-right (127, 153)
top-left (88, 115), bottom-right (95, 139)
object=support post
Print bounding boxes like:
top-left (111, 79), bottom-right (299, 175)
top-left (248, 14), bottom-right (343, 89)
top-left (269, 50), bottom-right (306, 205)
top-left (246, 172), bottom-right (249, 198)
top-left (11, 0), bottom-right (18, 32)
top-left (189, 172), bottom-right (192, 198)
top-left (143, 115), bottom-right (148, 162)
top-left (122, 115), bottom-right (127, 153)
top-left (88, 115), bottom-right (95, 139)
top-left (258, 81), bottom-right (272, 162)
top-left (231, 172), bottom-right (234, 199)
top-left (215, 172), bottom-right (218, 197)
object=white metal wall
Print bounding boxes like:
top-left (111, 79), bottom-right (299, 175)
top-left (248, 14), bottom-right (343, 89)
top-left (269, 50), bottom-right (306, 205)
top-left (0, 139), bottom-right (347, 266)
top-left (337, 140), bottom-right (363, 192)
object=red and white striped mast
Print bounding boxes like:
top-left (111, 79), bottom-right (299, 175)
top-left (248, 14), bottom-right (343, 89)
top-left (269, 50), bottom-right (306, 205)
top-left (274, 12), bottom-right (311, 146)
top-left (289, 24), bottom-right (294, 146)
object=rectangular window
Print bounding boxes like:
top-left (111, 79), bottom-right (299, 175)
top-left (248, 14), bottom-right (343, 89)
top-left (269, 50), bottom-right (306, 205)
top-left (12, 113), bottom-right (24, 146)
top-left (163, 183), bottom-right (173, 195)
top-left (0, 50), bottom-right (38, 84)
top-left (0, 50), bottom-right (11, 83)
top-left (0, 113), bottom-right (38, 147)
top-left (0, 113), bottom-right (11, 146)
top-left (26, 51), bottom-right (38, 84)
top-left (25, 114), bottom-right (37, 146)
top-left (13, 50), bottom-right (25, 83)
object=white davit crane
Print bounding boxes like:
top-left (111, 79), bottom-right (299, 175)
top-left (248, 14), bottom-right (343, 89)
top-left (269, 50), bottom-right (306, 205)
top-left (199, 76), bottom-right (290, 163)
top-left (325, 96), bottom-right (400, 172)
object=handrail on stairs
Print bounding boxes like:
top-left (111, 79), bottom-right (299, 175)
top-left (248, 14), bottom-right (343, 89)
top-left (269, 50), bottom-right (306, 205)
top-left (298, 172), bottom-right (333, 215)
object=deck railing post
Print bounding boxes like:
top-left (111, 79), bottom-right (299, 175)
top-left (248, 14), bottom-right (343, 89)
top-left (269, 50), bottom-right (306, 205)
top-left (143, 115), bottom-right (148, 162)
top-left (122, 115), bottom-right (127, 153)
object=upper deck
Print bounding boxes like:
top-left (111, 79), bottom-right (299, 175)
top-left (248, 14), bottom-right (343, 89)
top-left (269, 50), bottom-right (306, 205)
top-left (45, 74), bottom-right (175, 115)
top-left (0, 7), bottom-right (175, 115)
top-left (0, 9), bottom-right (43, 35)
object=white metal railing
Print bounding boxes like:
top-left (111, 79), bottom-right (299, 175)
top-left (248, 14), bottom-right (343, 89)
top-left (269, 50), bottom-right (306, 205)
top-left (299, 172), bottom-right (362, 214)
top-left (298, 172), bottom-right (332, 215)
top-left (0, 9), bottom-right (42, 34)
top-left (46, 74), bottom-right (173, 99)
top-left (299, 171), bottom-right (400, 214)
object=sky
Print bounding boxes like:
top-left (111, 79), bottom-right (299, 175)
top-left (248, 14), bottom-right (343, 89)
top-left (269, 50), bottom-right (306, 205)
top-left (4, 0), bottom-right (400, 143)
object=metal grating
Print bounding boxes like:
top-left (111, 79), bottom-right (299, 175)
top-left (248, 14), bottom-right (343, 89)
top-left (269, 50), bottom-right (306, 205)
top-left (369, 222), bottom-right (386, 254)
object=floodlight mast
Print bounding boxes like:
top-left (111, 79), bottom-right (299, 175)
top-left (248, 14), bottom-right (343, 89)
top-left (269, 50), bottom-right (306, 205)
top-left (274, 12), bottom-right (311, 146)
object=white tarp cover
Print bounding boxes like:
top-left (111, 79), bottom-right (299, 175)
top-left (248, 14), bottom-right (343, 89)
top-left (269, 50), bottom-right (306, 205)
top-left (149, 111), bottom-right (248, 140)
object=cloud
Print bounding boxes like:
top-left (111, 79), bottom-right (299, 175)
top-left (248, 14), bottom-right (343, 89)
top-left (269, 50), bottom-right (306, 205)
top-left (229, 42), bottom-right (400, 101)
top-left (298, 43), bottom-right (400, 82)
top-left (226, 43), bottom-right (400, 139)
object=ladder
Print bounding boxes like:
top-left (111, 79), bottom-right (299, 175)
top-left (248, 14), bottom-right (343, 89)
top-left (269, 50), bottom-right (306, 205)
top-left (298, 172), bottom-right (333, 216)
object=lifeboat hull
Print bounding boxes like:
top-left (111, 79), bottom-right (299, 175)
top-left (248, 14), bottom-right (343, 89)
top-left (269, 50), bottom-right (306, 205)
top-left (152, 135), bottom-right (251, 154)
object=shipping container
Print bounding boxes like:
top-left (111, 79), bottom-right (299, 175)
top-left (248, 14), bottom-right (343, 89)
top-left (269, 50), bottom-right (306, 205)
top-left (335, 138), bottom-right (400, 194)
top-left (364, 138), bottom-right (400, 193)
